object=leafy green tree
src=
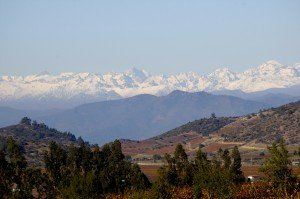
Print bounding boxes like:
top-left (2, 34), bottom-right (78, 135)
top-left (20, 168), bottom-right (44, 199)
top-left (90, 145), bottom-right (104, 195)
top-left (153, 144), bottom-right (192, 197)
top-left (192, 149), bottom-right (207, 198)
top-left (259, 138), bottom-right (292, 191)
top-left (42, 139), bottom-right (150, 198)
top-left (66, 143), bottom-right (78, 175)
top-left (174, 144), bottom-right (193, 186)
top-left (1, 137), bottom-right (48, 198)
top-left (101, 143), bottom-right (112, 167)
top-left (6, 137), bottom-right (27, 172)
top-left (193, 149), bottom-right (232, 199)
top-left (230, 146), bottom-right (245, 184)
top-left (44, 141), bottom-right (67, 187)
top-left (99, 144), bottom-right (113, 194)
top-left (25, 169), bottom-right (50, 199)
top-left (0, 149), bottom-right (11, 198)
top-left (77, 141), bottom-right (92, 175)
top-left (6, 137), bottom-right (27, 189)
top-left (19, 117), bottom-right (31, 125)
top-left (106, 140), bottom-right (128, 193)
top-left (153, 154), bottom-right (162, 162)
top-left (221, 149), bottom-right (231, 169)
top-left (153, 166), bottom-right (172, 199)
top-left (163, 152), bottom-right (178, 186)
top-left (61, 143), bottom-right (103, 199)
top-left (129, 164), bottom-right (151, 191)
top-left (61, 171), bottom-right (98, 199)
top-left (110, 140), bottom-right (125, 162)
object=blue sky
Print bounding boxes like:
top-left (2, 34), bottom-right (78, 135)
top-left (0, 0), bottom-right (299, 76)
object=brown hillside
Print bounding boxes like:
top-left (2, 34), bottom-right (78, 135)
top-left (0, 117), bottom-right (81, 166)
top-left (121, 100), bottom-right (300, 161)
top-left (221, 100), bottom-right (300, 145)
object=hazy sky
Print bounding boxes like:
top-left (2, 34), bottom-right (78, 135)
top-left (0, 0), bottom-right (299, 76)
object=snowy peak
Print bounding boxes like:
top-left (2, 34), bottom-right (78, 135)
top-left (125, 67), bottom-right (149, 81)
top-left (208, 68), bottom-right (237, 81)
top-left (264, 60), bottom-right (283, 67)
top-left (257, 60), bottom-right (284, 75)
top-left (1, 60), bottom-right (300, 109)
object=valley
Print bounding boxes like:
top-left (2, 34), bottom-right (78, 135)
top-left (1, 99), bottom-right (299, 171)
top-left (1, 95), bottom-right (299, 198)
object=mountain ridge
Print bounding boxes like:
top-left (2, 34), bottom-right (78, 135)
top-left (120, 99), bottom-right (300, 159)
top-left (0, 91), bottom-right (269, 144)
top-left (1, 60), bottom-right (300, 109)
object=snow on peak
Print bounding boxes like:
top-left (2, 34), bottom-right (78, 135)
top-left (265, 60), bottom-right (283, 66)
top-left (37, 71), bottom-right (50, 76)
top-left (125, 67), bottom-right (149, 81)
top-left (208, 67), bottom-right (237, 82)
top-left (59, 72), bottom-right (75, 77)
top-left (0, 60), bottom-right (300, 104)
top-left (257, 60), bottom-right (284, 74)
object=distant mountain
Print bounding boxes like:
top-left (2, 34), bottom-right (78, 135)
top-left (1, 60), bottom-right (300, 109)
top-left (212, 86), bottom-right (300, 107)
top-left (16, 91), bottom-right (267, 144)
top-left (157, 99), bottom-right (300, 146)
top-left (121, 100), bottom-right (300, 158)
top-left (0, 107), bottom-right (63, 128)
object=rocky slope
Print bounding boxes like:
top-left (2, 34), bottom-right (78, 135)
top-left (121, 100), bottom-right (300, 159)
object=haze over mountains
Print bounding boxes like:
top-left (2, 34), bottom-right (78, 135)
top-left (0, 91), bottom-right (269, 144)
top-left (1, 60), bottom-right (300, 144)
top-left (1, 60), bottom-right (300, 110)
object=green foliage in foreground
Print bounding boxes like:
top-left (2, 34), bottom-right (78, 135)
top-left (258, 138), bottom-right (296, 197)
top-left (0, 138), bottom-right (151, 198)
top-left (1, 136), bottom-right (300, 199)
top-left (150, 139), bottom-right (299, 199)
top-left (153, 144), bottom-right (245, 199)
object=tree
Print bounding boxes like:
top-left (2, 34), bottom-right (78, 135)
top-left (66, 143), bottom-right (78, 175)
top-left (105, 140), bottom-right (127, 193)
top-left (173, 144), bottom-right (192, 186)
top-left (211, 112), bottom-right (216, 119)
top-left (157, 144), bottom-right (191, 187)
top-left (6, 137), bottom-right (27, 170)
top-left (194, 150), bottom-right (232, 199)
top-left (0, 149), bottom-right (11, 198)
top-left (164, 153), bottom-right (178, 186)
top-left (44, 141), bottom-right (67, 187)
top-left (153, 154), bottom-right (162, 162)
top-left (230, 146), bottom-right (245, 184)
top-left (221, 148), bottom-right (231, 169)
top-left (77, 141), bottom-right (92, 175)
top-left (19, 117), bottom-right (31, 125)
top-left (6, 137), bottom-right (27, 187)
top-left (41, 139), bottom-right (151, 197)
top-left (5, 137), bottom-right (34, 198)
top-left (259, 138), bottom-right (292, 192)
top-left (128, 164), bottom-right (151, 191)
top-left (99, 140), bottom-right (150, 194)
top-left (153, 165), bottom-right (173, 199)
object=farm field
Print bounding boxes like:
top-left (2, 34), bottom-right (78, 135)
top-left (139, 164), bottom-right (264, 183)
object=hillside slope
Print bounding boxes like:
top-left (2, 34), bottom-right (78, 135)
top-left (34, 91), bottom-right (268, 144)
top-left (221, 100), bottom-right (300, 145)
top-left (0, 117), bottom-right (81, 166)
top-left (121, 100), bottom-right (300, 159)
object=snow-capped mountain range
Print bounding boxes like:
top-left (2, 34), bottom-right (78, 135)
top-left (1, 60), bottom-right (300, 109)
